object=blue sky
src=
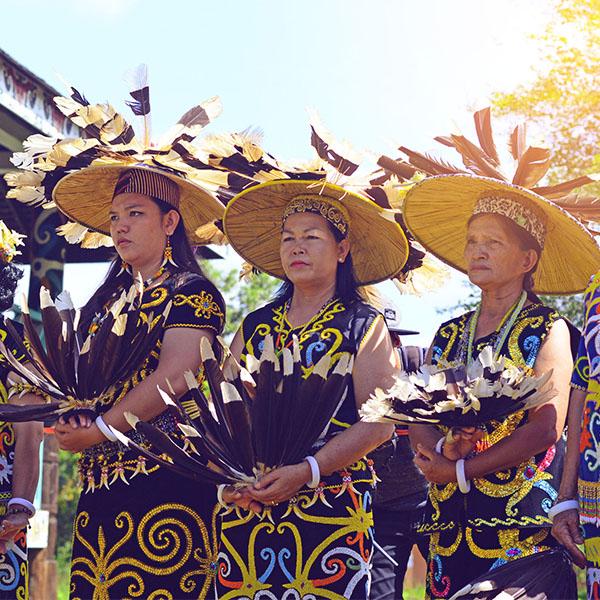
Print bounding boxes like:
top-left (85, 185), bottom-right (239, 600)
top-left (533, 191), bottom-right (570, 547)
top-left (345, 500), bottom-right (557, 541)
top-left (1, 0), bottom-right (553, 344)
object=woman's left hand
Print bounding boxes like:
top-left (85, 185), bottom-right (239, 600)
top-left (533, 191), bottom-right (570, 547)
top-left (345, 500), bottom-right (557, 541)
top-left (414, 443), bottom-right (457, 484)
top-left (54, 421), bottom-right (103, 452)
top-left (0, 513), bottom-right (29, 554)
top-left (249, 463), bottom-right (312, 506)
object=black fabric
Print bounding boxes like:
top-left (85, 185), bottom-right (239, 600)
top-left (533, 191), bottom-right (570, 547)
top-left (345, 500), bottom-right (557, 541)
top-left (371, 503), bottom-right (428, 600)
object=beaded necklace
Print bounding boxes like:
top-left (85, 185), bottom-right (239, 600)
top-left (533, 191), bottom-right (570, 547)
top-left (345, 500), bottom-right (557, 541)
top-left (461, 290), bottom-right (527, 367)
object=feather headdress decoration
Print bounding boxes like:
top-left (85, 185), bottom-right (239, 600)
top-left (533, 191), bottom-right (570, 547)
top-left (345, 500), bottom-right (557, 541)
top-left (4, 65), bottom-right (227, 246)
top-left (110, 335), bottom-right (354, 486)
top-left (0, 221), bottom-right (26, 263)
top-left (0, 283), bottom-right (170, 422)
top-left (359, 346), bottom-right (556, 429)
top-left (376, 106), bottom-right (600, 229)
top-left (200, 114), bottom-right (441, 289)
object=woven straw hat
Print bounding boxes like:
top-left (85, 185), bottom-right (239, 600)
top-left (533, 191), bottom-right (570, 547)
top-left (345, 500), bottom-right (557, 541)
top-left (403, 174), bottom-right (600, 294)
top-left (52, 164), bottom-right (224, 245)
top-left (224, 179), bottom-right (410, 285)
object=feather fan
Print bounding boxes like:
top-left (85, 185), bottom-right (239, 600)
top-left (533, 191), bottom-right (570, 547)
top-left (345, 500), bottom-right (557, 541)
top-left (359, 346), bottom-right (556, 429)
top-left (114, 335), bottom-right (354, 485)
top-left (0, 283), bottom-right (170, 422)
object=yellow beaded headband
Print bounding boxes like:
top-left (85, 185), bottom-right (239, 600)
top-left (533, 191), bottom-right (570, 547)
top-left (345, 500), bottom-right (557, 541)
top-left (473, 192), bottom-right (547, 248)
top-left (282, 194), bottom-right (350, 237)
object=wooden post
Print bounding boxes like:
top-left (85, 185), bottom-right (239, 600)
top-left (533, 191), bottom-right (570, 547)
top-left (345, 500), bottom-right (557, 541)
top-left (29, 433), bottom-right (59, 599)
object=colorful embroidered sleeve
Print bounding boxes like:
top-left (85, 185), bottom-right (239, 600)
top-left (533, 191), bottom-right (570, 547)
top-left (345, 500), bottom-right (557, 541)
top-left (165, 279), bottom-right (225, 334)
top-left (575, 274), bottom-right (600, 388)
top-left (571, 333), bottom-right (589, 390)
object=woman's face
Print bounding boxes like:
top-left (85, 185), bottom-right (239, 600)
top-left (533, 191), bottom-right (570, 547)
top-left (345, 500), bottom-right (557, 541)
top-left (464, 213), bottom-right (538, 291)
top-left (280, 212), bottom-right (349, 289)
top-left (109, 193), bottom-right (179, 268)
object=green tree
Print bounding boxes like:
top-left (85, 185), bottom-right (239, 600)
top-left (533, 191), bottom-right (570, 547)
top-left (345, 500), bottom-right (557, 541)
top-left (493, 0), bottom-right (600, 184)
top-left (201, 261), bottom-right (279, 338)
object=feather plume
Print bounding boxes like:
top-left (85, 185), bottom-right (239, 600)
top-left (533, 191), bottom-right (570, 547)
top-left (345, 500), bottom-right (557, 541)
top-left (473, 107), bottom-right (500, 166)
top-left (308, 110), bottom-right (361, 176)
top-left (512, 146), bottom-right (551, 188)
top-left (509, 123), bottom-right (527, 161)
top-left (399, 146), bottom-right (464, 176)
top-left (125, 64), bottom-right (151, 146)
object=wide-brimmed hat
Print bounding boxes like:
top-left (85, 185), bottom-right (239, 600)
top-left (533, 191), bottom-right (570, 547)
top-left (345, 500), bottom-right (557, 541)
top-left (223, 179), bottom-right (410, 285)
top-left (52, 164), bottom-right (224, 245)
top-left (403, 174), bottom-right (600, 294)
top-left (5, 69), bottom-right (226, 247)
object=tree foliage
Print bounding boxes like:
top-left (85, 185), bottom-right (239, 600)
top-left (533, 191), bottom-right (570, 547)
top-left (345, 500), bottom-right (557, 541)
top-left (201, 261), bottom-right (279, 338)
top-left (493, 0), bottom-right (600, 184)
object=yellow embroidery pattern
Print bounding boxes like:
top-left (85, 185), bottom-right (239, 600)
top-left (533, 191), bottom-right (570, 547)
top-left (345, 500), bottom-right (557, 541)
top-left (70, 504), bottom-right (218, 600)
top-left (173, 291), bottom-right (225, 322)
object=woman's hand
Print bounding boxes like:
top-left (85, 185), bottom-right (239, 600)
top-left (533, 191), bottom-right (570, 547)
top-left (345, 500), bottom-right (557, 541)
top-left (221, 486), bottom-right (262, 513)
top-left (249, 463), bottom-right (312, 506)
top-left (443, 427), bottom-right (483, 460)
top-left (54, 420), bottom-right (103, 452)
top-left (414, 443), bottom-right (457, 484)
top-left (0, 512), bottom-right (29, 554)
top-left (552, 509), bottom-right (586, 569)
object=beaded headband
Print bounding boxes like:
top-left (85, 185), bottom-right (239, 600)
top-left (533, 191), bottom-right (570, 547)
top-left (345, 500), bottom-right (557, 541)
top-left (282, 194), bottom-right (350, 237)
top-left (473, 193), bottom-right (546, 248)
top-left (114, 168), bottom-right (180, 209)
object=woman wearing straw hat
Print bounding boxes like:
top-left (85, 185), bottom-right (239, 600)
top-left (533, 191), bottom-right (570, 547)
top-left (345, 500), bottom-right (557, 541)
top-left (403, 173), bottom-right (598, 598)
top-left (216, 178), bottom-right (407, 599)
top-left (5, 87), bottom-right (228, 599)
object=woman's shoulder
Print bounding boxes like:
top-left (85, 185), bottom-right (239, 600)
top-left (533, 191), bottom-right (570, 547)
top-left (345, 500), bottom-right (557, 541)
top-left (521, 301), bottom-right (558, 321)
top-left (170, 271), bottom-right (220, 294)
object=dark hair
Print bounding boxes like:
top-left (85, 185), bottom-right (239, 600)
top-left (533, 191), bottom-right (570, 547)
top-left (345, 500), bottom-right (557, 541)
top-left (0, 262), bottom-right (23, 312)
top-left (272, 219), bottom-right (362, 305)
top-left (80, 197), bottom-right (207, 326)
top-left (468, 212), bottom-right (542, 302)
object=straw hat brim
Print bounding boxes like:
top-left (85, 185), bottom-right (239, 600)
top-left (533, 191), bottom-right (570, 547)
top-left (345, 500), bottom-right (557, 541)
top-left (223, 179), bottom-right (410, 285)
top-left (52, 164), bottom-right (224, 245)
top-left (403, 174), bottom-right (600, 294)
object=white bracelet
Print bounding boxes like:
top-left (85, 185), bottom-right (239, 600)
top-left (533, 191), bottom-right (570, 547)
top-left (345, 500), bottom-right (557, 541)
top-left (217, 484), bottom-right (228, 508)
top-left (95, 416), bottom-right (118, 442)
top-left (435, 437), bottom-right (445, 454)
top-left (548, 499), bottom-right (579, 522)
top-left (304, 456), bottom-right (320, 488)
top-left (7, 498), bottom-right (36, 517)
top-left (456, 459), bottom-right (471, 493)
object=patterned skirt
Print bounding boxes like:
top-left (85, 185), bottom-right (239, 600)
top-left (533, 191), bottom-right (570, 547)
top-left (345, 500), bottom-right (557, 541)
top-left (0, 501), bottom-right (27, 600)
top-left (216, 460), bottom-right (376, 600)
top-left (426, 525), bottom-right (555, 599)
top-left (69, 465), bottom-right (219, 600)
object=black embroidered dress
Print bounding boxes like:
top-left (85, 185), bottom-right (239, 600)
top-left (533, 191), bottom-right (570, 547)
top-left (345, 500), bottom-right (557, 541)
top-left (423, 302), bottom-right (563, 599)
top-left (69, 272), bottom-right (225, 600)
top-left (216, 298), bottom-right (379, 600)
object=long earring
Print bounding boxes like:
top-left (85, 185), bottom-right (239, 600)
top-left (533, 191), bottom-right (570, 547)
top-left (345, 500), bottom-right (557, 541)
top-left (118, 260), bottom-right (132, 276)
top-left (161, 235), bottom-right (178, 268)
